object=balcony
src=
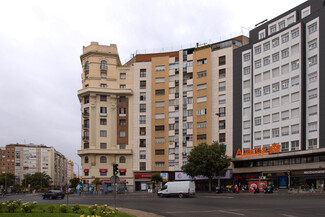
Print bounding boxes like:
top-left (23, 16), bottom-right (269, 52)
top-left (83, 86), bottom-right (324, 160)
top-left (100, 113), bottom-right (107, 117)
top-left (82, 124), bottom-right (89, 129)
top-left (82, 112), bottom-right (89, 117)
top-left (82, 136), bottom-right (89, 141)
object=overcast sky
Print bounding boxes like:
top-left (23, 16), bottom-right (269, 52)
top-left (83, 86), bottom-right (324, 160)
top-left (0, 0), bottom-right (306, 175)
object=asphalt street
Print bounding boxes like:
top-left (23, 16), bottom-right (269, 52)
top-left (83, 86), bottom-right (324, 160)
top-left (1, 192), bottom-right (325, 217)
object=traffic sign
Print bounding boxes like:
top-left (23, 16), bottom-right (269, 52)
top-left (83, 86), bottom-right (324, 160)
top-left (110, 176), bottom-right (119, 184)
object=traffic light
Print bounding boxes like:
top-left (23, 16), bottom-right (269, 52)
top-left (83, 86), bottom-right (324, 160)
top-left (113, 164), bottom-right (118, 175)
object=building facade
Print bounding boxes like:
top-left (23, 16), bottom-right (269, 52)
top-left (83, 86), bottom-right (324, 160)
top-left (233, 0), bottom-right (325, 189)
top-left (79, 37), bottom-right (248, 191)
top-left (0, 144), bottom-right (73, 187)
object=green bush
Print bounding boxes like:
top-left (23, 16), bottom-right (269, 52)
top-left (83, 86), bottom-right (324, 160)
top-left (47, 205), bottom-right (56, 213)
top-left (6, 200), bottom-right (19, 213)
top-left (72, 204), bottom-right (81, 213)
top-left (59, 204), bottom-right (68, 213)
top-left (88, 204), bottom-right (98, 215)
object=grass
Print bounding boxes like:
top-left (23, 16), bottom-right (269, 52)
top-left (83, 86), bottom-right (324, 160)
top-left (0, 204), bottom-right (135, 217)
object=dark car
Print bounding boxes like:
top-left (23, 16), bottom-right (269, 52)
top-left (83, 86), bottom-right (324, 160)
top-left (42, 190), bottom-right (65, 199)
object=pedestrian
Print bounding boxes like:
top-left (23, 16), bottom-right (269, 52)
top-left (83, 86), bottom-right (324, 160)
top-left (311, 183), bottom-right (315, 193)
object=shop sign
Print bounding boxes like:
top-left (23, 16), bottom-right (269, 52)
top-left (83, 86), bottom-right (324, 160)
top-left (236, 143), bottom-right (280, 158)
top-left (134, 174), bottom-right (152, 178)
top-left (249, 181), bottom-right (267, 192)
top-left (101, 179), bottom-right (110, 183)
top-left (160, 173), bottom-right (168, 182)
top-left (175, 170), bottom-right (232, 181)
top-left (304, 170), bottom-right (325, 175)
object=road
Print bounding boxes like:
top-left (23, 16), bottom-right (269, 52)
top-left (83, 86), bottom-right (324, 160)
top-left (1, 191), bottom-right (325, 217)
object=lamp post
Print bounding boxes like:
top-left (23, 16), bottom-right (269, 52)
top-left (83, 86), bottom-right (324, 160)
top-left (215, 112), bottom-right (221, 188)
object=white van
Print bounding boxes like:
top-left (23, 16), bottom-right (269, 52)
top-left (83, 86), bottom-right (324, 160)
top-left (157, 181), bottom-right (195, 198)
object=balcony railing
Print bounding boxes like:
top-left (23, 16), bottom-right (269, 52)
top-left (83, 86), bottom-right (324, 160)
top-left (82, 112), bottom-right (89, 117)
top-left (82, 136), bottom-right (89, 140)
top-left (83, 124), bottom-right (89, 129)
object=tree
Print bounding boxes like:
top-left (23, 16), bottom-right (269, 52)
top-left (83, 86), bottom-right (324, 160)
top-left (0, 173), bottom-right (16, 188)
top-left (21, 172), bottom-right (52, 190)
top-left (181, 141), bottom-right (231, 192)
top-left (69, 177), bottom-right (80, 188)
top-left (151, 174), bottom-right (163, 192)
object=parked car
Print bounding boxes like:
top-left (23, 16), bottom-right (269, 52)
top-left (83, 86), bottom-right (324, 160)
top-left (157, 181), bottom-right (195, 198)
top-left (42, 190), bottom-right (65, 199)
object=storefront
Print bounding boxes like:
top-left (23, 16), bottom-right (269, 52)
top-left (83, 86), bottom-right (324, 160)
top-left (134, 174), bottom-right (152, 191)
top-left (290, 170), bottom-right (325, 190)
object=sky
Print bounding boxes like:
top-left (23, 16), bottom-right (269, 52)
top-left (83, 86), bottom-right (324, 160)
top-left (0, 0), bottom-right (306, 175)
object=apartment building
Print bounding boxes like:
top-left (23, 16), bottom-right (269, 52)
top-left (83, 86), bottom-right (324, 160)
top-left (0, 144), bottom-right (73, 187)
top-left (77, 42), bottom-right (134, 191)
top-left (233, 0), bottom-right (325, 188)
top-left (78, 37), bottom-right (248, 191)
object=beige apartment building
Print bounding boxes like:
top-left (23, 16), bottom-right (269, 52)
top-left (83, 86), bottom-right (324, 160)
top-left (78, 37), bottom-right (248, 191)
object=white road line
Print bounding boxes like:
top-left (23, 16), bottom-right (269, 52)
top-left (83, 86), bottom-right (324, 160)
top-left (218, 210), bottom-right (245, 216)
top-left (281, 214), bottom-right (298, 217)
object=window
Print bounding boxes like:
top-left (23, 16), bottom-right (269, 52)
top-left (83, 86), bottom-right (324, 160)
top-left (155, 125), bottom-right (165, 131)
top-left (120, 73), bottom-right (126, 79)
top-left (119, 119), bottom-right (126, 126)
top-left (219, 69), bottom-right (226, 78)
top-left (255, 117), bottom-right (261, 126)
top-left (140, 151), bottom-right (146, 159)
top-left (282, 110), bottom-right (289, 120)
top-left (243, 134), bottom-right (250, 143)
top-left (218, 82), bottom-right (226, 91)
top-left (140, 104), bottom-right (146, 112)
top-left (155, 101), bottom-right (165, 107)
top-left (282, 95), bottom-right (289, 105)
top-left (281, 49), bottom-right (289, 59)
top-left (308, 122), bottom-right (317, 132)
top-left (84, 156), bottom-right (89, 164)
top-left (100, 95), bottom-right (107, 102)
top-left (308, 105), bottom-right (317, 116)
top-left (263, 86), bottom-right (270, 95)
top-left (308, 89), bottom-right (317, 100)
top-left (255, 74), bottom-right (262, 83)
top-left (155, 113), bottom-right (165, 119)
top-left (197, 108), bottom-right (207, 115)
top-left (100, 83), bottom-right (107, 88)
top-left (291, 44), bottom-right (299, 55)
top-left (255, 102), bottom-right (261, 111)
top-left (120, 84), bottom-right (126, 89)
top-left (219, 120), bottom-right (226, 130)
top-left (140, 69), bottom-right (146, 77)
top-left (155, 149), bottom-right (165, 155)
top-left (270, 25), bottom-right (276, 34)
top-left (291, 124), bottom-right (299, 134)
top-left (281, 142), bottom-right (289, 152)
top-left (263, 101), bottom-right (270, 110)
top-left (272, 98), bottom-right (280, 108)
top-left (100, 119), bottom-right (107, 125)
top-left (255, 60), bottom-right (261, 69)
top-left (243, 80), bottom-right (250, 89)
top-left (272, 53), bottom-right (279, 62)
top-left (84, 143), bottom-right (89, 149)
top-left (272, 38), bottom-right (279, 47)
top-left (291, 60), bottom-right (300, 70)
top-left (272, 83), bottom-right (280, 92)
top-left (139, 115), bottom-right (146, 124)
top-left (139, 162), bottom-right (146, 171)
top-left (155, 137), bottom-right (164, 143)
top-left (243, 67), bottom-right (250, 75)
top-left (197, 58), bottom-right (207, 65)
top-left (100, 143), bottom-right (107, 149)
top-left (243, 53), bottom-right (250, 62)
top-left (290, 75), bottom-right (299, 86)
top-left (291, 92), bottom-right (299, 102)
top-left (272, 67), bottom-right (280, 78)
top-left (291, 28), bottom-right (299, 39)
top-left (197, 71), bottom-right (207, 78)
top-left (291, 141), bottom-right (299, 151)
top-left (243, 120), bottom-right (250, 129)
top-left (263, 42), bottom-right (270, 51)
top-left (308, 55), bottom-right (317, 67)
top-left (278, 20), bottom-right (285, 30)
top-left (219, 107), bottom-right (226, 117)
top-left (282, 80), bottom-right (289, 89)
top-left (255, 46), bottom-right (261, 54)
top-left (100, 130), bottom-right (107, 137)
top-left (272, 113), bottom-right (279, 122)
top-left (308, 39), bottom-right (317, 50)
top-left (100, 156), bottom-right (107, 163)
top-left (119, 108), bottom-right (126, 116)
top-left (155, 65), bottom-right (165, 71)
top-left (140, 139), bottom-right (146, 147)
top-left (101, 71), bottom-right (107, 78)
top-left (197, 83), bottom-right (207, 90)
top-left (272, 128), bottom-right (279, 137)
top-left (197, 134), bottom-right (207, 141)
top-left (243, 94), bottom-right (250, 102)
top-left (84, 61), bottom-right (89, 71)
top-left (282, 33), bottom-right (289, 43)
top-left (308, 72), bottom-right (318, 83)
top-left (291, 108), bottom-right (299, 118)
top-left (259, 30), bottom-right (265, 39)
top-left (263, 56), bottom-right (270, 66)
top-left (84, 96), bottom-right (89, 104)
top-left (140, 80), bottom-right (146, 89)
top-left (308, 22), bottom-right (317, 34)
top-left (254, 131), bottom-right (261, 140)
top-left (255, 88), bottom-right (262, 97)
top-left (155, 77), bottom-right (165, 83)
top-left (140, 127), bottom-right (146, 135)
top-left (119, 156), bottom-right (126, 164)
top-left (219, 95), bottom-right (226, 104)
top-left (219, 56), bottom-right (226, 65)
top-left (100, 60), bottom-right (107, 70)
top-left (197, 121), bottom-right (207, 128)
top-left (281, 64), bottom-right (289, 75)
top-left (155, 162), bottom-right (165, 167)
top-left (139, 92), bottom-right (146, 101)
top-left (197, 96), bottom-right (207, 103)
top-left (308, 139), bottom-right (317, 149)
top-left (263, 130), bottom-right (270, 139)
top-left (120, 131), bottom-right (126, 138)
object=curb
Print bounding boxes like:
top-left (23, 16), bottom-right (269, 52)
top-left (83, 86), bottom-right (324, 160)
top-left (117, 207), bottom-right (162, 217)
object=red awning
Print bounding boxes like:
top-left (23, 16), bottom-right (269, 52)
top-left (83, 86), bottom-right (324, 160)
top-left (134, 174), bottom-right (152, 178)
top-left (119, 169), bottom-right (127, 172)
top-left (84, 169), bottom-right (89, 172)
top-left (99, 169), bottom-right (108, 172)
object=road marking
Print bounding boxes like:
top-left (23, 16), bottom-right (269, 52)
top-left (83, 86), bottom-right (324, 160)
top-left (281, 214), bottom-right (297, 217)
top-left (218, 210), bottom-right (245, 216)
top-left (200, 196), bottom-right (234, 199)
